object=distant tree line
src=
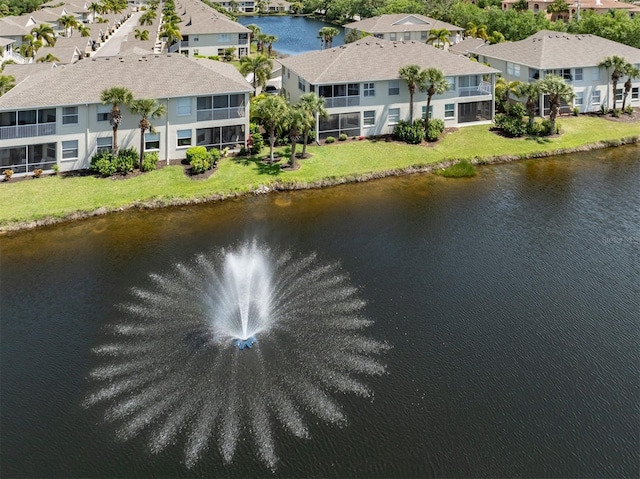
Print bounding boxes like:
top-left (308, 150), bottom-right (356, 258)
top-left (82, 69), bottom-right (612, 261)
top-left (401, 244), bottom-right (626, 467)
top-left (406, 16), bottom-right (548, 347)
top-left (0, 0), bottom-right (48, 16)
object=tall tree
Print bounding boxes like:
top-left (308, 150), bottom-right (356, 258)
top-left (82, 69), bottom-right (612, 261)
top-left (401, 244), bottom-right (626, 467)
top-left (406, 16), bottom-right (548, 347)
top-left (89, 2), bottom-right (102, 21)
top-left (0, 74), bottom-right (16, 96)
top-left (100, 86), bottom-right (134, 153)
top-left (515, 82), bottom-right (540, 128)
top-left (495, 77), bottom-right (523, 113)
top-left (426, 28), bottom-right (450, 49)
top-left (160, 21), bottom-right (182, 46)
top-left (318, 26), bottom-right (339, 49)
top-left (465, 22), bottom-right (487, 41)
top-left (20, 34), bottom-right (42, 58)
top-left (252, 95), bottom-right (287, 162)
top-left (399, 64), bottom-right (426, 123)
top-left (30, 23), bottom-right (56, 47)
top-left (599, 55), bottom-right (631, 111)
top-left (420, 67), bottom-right (450, 136)
top-left (538, 74), bottom-right (574, 133)
top-left (263, 34), bottom-right (277, 57)
top-left (239, 53), bottom-right (273, 92)
top-left (58, 15), bottom-right (78, 37)
top-left (134, 29), bottom-right (149, 41)
top-left (78, 24), bottom-right (91, 37)
top-left (128, 98), bottom-right (166, 169)
top-left (621, 64), bottom-right (640, 111)
top-left (283, 104), bottom-right (308, 169)
top-left (246, 24), bottom-right (261, 46)
top-left (298, 92), bottom-right (327, 157)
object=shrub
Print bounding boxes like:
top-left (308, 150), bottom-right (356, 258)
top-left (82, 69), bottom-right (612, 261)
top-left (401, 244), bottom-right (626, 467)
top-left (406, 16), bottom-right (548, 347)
top-left (32, 168), bottom-right (43, 178)
top-left (538, 119), bottom-right (554, 136)
top-left (207, 55), bottom-right (219, 61)
top-left (92, 157), bottom-right (117, 177)
top-left (52, 164), bottom-right (59, 175)
top-left (248, 132), bottom-right (264, 155)
top-left (3, 169), bottom-right (14, 180)
top-left (187, 146), bottom-right (218, 174)
top-left (141, 152), bottom-right (158, 172)
top-left (249, 122), bottom-right (260, 134)
top-left (114, 147), bottom-right (137, 174)
top-left (325, 136), bottom-right (336, 143)
top-left (612, 108), bottom-right (621, 118)
top-left (439, 159), bottom-right (477, 178)
top-left (426, 119), bottom-right (445, 142)
top-left (393, 120), bottom-right (424, 144)
top-left (624, 105), bottom-right (633, 114)
top-left (494, 103), bottom-right (527, 138)
top-left (572, 107), bottom-right (580, 116)
top-left (338, 133), bottom-right (348, 141)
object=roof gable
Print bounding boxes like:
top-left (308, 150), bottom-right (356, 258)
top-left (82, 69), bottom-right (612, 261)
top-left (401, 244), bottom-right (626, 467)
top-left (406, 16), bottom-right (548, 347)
top-left (392, 15), bottom-right (430, 26)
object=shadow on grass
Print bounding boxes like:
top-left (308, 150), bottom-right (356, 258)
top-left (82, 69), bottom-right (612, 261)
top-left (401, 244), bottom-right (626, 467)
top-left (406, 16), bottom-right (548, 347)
top-left (233, 156), bottom-right (283, 176)
top-left (525, 135), bottom-right (552, 145)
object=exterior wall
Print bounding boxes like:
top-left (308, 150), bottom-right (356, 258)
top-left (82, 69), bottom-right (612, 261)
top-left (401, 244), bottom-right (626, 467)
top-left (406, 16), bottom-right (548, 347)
top-left (346, 29), bottom-right (462, 45)
top-left (176, 32), bottom-right (250, 58)
top-left (0, 93), bottom-right (250, 176)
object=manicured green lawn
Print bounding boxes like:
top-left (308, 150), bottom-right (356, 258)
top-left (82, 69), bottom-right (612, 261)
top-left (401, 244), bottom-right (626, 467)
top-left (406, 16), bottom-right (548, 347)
top-left (1, 116), bottom-right (638, 228)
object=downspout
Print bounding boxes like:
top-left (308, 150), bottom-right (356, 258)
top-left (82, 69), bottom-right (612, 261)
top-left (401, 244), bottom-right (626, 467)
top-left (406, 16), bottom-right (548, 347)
top-left (85, 103), bottom-right (90, 168)
top-left (165, 98), bottom-right (170, 165)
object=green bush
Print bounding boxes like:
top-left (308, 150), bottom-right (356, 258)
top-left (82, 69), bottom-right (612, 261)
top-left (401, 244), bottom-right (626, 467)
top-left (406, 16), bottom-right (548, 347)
top-left (439, 159), bottom-right (477, 178)
top-left (141, 152), bottom-right (159, 172)
top-left (538, 119), bottom-right (554, 136)
top-left (393, 120), bottom-right (424, 144)
top-left (207, 55), bottom-right (219, 61)
top-left (187, 146), bottom-right (219, 174)
top-left (495, 103), bottom-right (527, 138)
top-left (338, 133), bottom-right (348, 141)
top-left (426, 119), bottom-right (445, 142)
top-left (92, 157), bottom-right (117, 177)
top-left (248, 132), bottom-right (264, 155)
top-left (325, 136), bottom-right (336, 143)
top-left (624, 105), bottom-right (633, 114)
top-left (114, 147), bottom-right (137, 173)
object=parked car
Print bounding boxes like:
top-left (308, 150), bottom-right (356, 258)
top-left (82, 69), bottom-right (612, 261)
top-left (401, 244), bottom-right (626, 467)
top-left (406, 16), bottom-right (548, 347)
top-left (264, 85), bottom-right (279, 95)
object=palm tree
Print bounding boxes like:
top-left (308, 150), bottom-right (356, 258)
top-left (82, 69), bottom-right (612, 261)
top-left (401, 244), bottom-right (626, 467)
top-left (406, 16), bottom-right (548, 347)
top-left (139, 11), bottom-right (155, 26)
top-left (20, 35), bottom-right (42, 59)
top-left (318, 27), bottom-right (339, 49)
top-left (495, 77), bottom-right (523, 113)
top-left (263, 34), bottom-right (277, 57)
top-left (538, 74), bottom-right (574, 134)
top-left (515, 82), bottom-right (540, 128)
top-left (255, 32), bottom-right (267, 53)
top-left (58, 15), bottom-right (78, 37)
top-left (30, 24), bottom-right (56, 47)
top-left (298, 92), bottom-right (327, 157)
top-left (599, 55), bottom-right (631, 111)
top-left (621, 65), bottom-right (640, 111)
top-left (89, 2), bottom-right (102, 21)
top-left (252, 95), bottom-right (287, 162)
top-left (283, 104), bottom-right (308, 168)
top-left (0, 74), bottom-right (16, 96)
top-left (246, 24), bottom-right (261, 46)
top-left (239, 53), bottom-right (273, 92)
top-left (465, 22), bottom-right (487, 41)
top-left (129, 98), bottom-right (166, 169)
top-left (36, 53), bottom-right (60, 63)
top-left (420, 67), bottom-right (450, 135)
top-left (78, 24), bottom-right (91, 37)
top-left (487, 31), bottom-right (505, 45)
top-left (426, 28), bottom-right (450, 49)
top-left (160, 22), bottom-right (182, 46)
top-left (399, 64), bottom-right (426, 123)
top-left (100, 86), bottom-right (134, 153)
top-left (134, 29), bottom-right (149, 41)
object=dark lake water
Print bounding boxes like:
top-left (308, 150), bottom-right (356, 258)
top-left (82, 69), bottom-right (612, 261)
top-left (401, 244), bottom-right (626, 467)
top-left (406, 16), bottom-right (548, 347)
top-left (1, 145), bottom-right (639, 478)
top-left (237, 15), bottom-right (344, 55)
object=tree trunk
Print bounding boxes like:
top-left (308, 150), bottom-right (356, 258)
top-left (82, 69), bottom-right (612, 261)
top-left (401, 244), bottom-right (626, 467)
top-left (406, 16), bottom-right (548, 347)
top-left (612, 79), bottom-right (618, 110)
top-left (549, 100), bottom-right (558, 134)
top-left (408, 89), bottom-right (414, 123)
top-left (139, 127), bottom-right (145, 169)
top-left (269, 126), bottom-right (276, 162)
top-left (301, 126), bottom-right (310, 157)
top-left (424, 92), bottom-right (433, 139)
top-left (112, 125), bottom-right (118, 153)
top-left (289, 133), bottom-right (297, 168)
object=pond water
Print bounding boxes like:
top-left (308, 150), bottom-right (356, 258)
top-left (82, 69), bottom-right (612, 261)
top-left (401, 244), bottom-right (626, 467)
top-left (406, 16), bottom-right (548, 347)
top-left (237, 15), bottom-right (344, 55)
top-left (1, 145), bottom-right (639, 478)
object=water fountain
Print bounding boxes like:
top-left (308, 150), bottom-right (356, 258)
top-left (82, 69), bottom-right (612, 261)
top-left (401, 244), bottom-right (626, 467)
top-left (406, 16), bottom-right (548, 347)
top-left (84, 241), bottom-right (389, 469)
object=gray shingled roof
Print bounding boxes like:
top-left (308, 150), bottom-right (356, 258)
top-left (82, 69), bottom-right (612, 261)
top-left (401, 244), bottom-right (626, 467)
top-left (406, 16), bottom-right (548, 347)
top-left (278, 39), bottom-right (498, 84)
top-left (344, 14), bottom-right (463, 33)
top-left (449, 37), bottom-right (486, 56)
top-left (0, 17), bottom-right (32, 36)
top-left (0, 53), bottom-right (252, 109)
top-left (477, 30), bottom-right (640, 69)
top-left (180, 7), bottom-right (250, 35)
top-left (2, 62), bottom-right (58, 85)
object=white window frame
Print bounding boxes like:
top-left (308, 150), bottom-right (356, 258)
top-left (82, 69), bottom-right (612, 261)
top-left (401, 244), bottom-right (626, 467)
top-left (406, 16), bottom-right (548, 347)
top-left (145, 132), bottom-right (160, 151)
top-left (388, 80), bottom-right (399, 96)
top-left (363, 110), bottom-right (375, 126)
top-left (591, 90), bottom-right (601, 105)
top-left (591, 68), bottom-right (600, 81)
top-left (445, 76), bottom-right (456, 91)
top-left (62, 106), bottom-right (78, 125)
top-left (444, 103), bottom-right (455, 119)
top-left (420, 31), bottom-right (427, 41)
top-left (61, 139), bottom-right (78, 160)
top-left (388, 108), bottom-right (400, 125)
top-left (218, 33), bottom-right (230, 43)
top-left (363, 82), bottom-right (375, 97)
top-left (403, 32), bottom-right (411, 41)
top-left (177, 129), bottom-right (192, 148)
top-left (506, 62), bottom-right (521, 77)
top-left (615, 88), bottom-right (623, 101)
top-left (574, 68), bottom-right (583, 82)
top-left (389, 32), bottom-right (397, 41)
top-left (97, 104), bottom-right (110, 122)
top-left (176, 97), bottom-right (192, 117)
top-left (574, 91), bottom-right (584, 106)
top-left (96, 136), bottom-right (112, 153)
top-left (298, 76), bottom-right (306, 92)
top-left (421, 105), bottom-right (433, 119)
top-left (632, 87), bottom-right (639, 100)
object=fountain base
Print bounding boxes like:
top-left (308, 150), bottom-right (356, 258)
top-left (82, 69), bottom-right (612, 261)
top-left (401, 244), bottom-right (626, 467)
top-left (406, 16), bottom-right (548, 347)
top-left (233, 336), bottom-right (257, 350)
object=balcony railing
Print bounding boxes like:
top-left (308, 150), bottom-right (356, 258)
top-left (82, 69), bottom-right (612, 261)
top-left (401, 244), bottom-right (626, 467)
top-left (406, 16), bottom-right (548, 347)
top-left (197, 107), bottom-right (246, 121)
top-left (0, 123), bottom-right (56, 140)
top-left (324, 96), bottom-right (360, 108)
top-left (458, 84), bottom-right (492, 97)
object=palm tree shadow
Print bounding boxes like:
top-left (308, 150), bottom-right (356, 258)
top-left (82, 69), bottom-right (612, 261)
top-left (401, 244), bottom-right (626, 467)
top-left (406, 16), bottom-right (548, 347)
top-left (232, 157), bottom-right (283, 176)
top-left (525, 135), bottom-right (552, 145)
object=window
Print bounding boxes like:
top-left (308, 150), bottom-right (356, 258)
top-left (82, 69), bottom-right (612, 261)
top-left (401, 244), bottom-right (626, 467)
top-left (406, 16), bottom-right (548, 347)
top-left (363, 110), bottom-right (375, 126)
top-left (632, 87), bottom-right (639, 100)
top-left (62, 106), bottom-right (78, 125)
top-left (421, 105), bottom-right (433, 119)
top-left (177, 98), bottom-right (192, 116)
top-left (177, 129), bottom-right (192, 147)
top-left (193, 49), bottom-right (199, 56)
top-left (298, 76), bottom-right (306, 92)
top-left (38, 108), bottom-right (56, 123)
top-left (97, 104), bottom-right (110, 122)
top-left (615, 88), bottom-right (623, 101)
top-left (506, 62), bottom-right (521, 77)
top-left (388, 80), bottom-right (399, 96)
top-left (445, 76), bottom-right (456, 91)
top-left (193, 36), bottom-right (199, 42)
top-left (96, 137), bottom-right (112, 153)
top-left (61, 140), bottom-right (78, 159)
top-left (591, 90), bottom-right (601, 105)
top-left (574, 91), bottom-right (583, 106)
top-left (445, 103), bottom-right (455, 119)
top-left (390, 33), bottom-right (397, 41)
top-left (574, 68), bottom-right (583, 81)
top-left (591, 68), bottom-right (600, 81)
top-left (420, 31), bottom-right (427, 41)
top-left (388, 108), bottom-right (400, 125)
top-left (218, 33), bottom-right (230, 42)
top-left (145, 132), bottom-right (160, 150)
top-left (196, 94), bottom-right (245, 121)
top-left (403, 32), bottom-right (411, 41)
top-left (363, 82), bottom-right (375, 97)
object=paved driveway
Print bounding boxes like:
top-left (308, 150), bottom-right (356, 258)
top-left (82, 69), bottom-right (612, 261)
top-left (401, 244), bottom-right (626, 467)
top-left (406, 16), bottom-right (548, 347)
top-left (94, 11), bottom-right (144, 57)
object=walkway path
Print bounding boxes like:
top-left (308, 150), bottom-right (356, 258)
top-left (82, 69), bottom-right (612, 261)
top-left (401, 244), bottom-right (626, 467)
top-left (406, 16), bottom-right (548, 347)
top-left (94, 11), bottom-right (144, 57)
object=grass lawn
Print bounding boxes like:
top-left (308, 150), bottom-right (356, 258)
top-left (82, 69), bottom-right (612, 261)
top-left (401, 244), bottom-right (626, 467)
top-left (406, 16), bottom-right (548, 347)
top-left (1, 116), bottom-right (638, 229)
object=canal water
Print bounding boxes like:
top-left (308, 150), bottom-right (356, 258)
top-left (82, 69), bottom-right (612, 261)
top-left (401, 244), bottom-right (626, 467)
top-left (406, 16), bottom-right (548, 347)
top-left (237, 15), bottom-right (345, 55)
top-left (1, 145), bottom-right (638, 478)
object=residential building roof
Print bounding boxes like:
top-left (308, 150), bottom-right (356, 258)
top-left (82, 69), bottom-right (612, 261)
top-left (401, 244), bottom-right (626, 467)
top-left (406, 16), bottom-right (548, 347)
top-left (278, 39), bottom-right (498, 84)
top-left (2, 62), bottom-right (58, 85)
top-left (34, 45), bottom-right (82, 64)
top-left (0, 53), bottom-right (252, 109)
top-left (0, 17), bottom-right (33, 36)
top-left (449, 37), bottom-right (486, 56)
top-left (344, 14), bottom-right (464, 34)
top-left (179, 6), bottom-right (250, 35)
top-left (476, 30), bottom-right (640, 69)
